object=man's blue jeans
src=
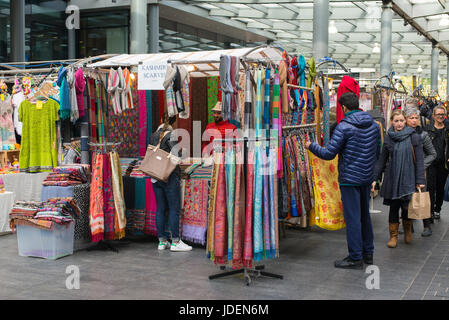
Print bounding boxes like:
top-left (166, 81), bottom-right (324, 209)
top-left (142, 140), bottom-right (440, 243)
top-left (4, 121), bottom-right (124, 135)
top-left (152, 173), bottom-right (181, 242)
top-left (339, 185), bottom-right (374, 261)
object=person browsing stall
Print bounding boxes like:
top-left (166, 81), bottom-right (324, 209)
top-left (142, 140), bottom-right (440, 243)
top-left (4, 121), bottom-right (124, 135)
top-left (202, 102), bottom-right (237, 155)
top-left (373, 110), bottom-right (425, 248)
top-left (149, 113), bottom-right (193, 252)
top-left (305, 92), bottom-right (380, 270)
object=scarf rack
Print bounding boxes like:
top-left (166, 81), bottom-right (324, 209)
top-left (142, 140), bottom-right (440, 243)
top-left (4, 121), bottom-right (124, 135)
top-left (209, 136), bottom-right (283, 286)
top-left (87, 141), bottom-right (128, 254)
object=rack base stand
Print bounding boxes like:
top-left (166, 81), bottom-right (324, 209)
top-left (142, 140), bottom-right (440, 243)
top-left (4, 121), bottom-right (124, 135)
top-left (86, 240), bottom-right (130, 253)
top-left (209, 265), bottom-right (283, 286)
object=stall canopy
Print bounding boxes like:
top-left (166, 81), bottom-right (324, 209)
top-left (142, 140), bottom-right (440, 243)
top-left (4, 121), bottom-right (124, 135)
top-left (86, 46), bottom-right (284, 77)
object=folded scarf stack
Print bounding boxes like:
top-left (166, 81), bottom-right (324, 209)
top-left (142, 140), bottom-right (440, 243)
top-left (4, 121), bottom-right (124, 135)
top-left (9, 198), bottom-right (80, 231)
top-left (42, 165), bottom-right (90, 186)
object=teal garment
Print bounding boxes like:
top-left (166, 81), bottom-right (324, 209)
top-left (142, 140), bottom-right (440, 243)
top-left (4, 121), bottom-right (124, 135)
top-left (225, 144), bottom-right (236, 261)
top-left (57, 67), bottom-right (71, 121)
top-left (253, 144), bottom-right (264, 262)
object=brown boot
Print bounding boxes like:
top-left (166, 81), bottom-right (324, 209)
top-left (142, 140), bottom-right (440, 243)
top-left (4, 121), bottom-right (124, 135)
top-left (387, 223), bottom-right (399, 248)
top-left (403, 219), bottom-right (413, 244)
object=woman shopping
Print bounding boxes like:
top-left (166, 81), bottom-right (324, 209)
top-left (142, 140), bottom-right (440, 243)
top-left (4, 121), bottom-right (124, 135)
top-left (149, 113), bottom-right (192, 252)
top-left (372, 110), bottom-right (425, 248)
top-left (404, 105), bottom-right (436, 237)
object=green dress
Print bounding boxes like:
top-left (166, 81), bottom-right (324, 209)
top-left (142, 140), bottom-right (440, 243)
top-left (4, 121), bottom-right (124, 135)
top-left (19, 99), bottom-right (60, 172)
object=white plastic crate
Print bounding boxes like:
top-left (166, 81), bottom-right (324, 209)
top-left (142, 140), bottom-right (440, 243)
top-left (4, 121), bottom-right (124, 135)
top-left (16, 222), bottom-right (74, 260)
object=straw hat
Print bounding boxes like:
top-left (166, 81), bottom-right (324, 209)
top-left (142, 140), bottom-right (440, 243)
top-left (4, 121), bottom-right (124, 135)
top-left (211, 101), bottom-right (222, 113)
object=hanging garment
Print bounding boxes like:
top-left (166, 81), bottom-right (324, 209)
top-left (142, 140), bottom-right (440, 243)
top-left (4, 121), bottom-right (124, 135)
top-left (89, 153), bottom-right (105, 242)
top-left (108, 69), bottom-right (121, 115)
top-left (207, 151), bottom-right (220, 261)
top-left (262, 150), bottom-right (272, 259)
top-left (255, 69), bottom-right (263, 138)
top-left (219, 55), bottom-right (234, 121)
top-left (269, 149), bottom-right (279, 258)
top-left (117, 67), bottom-right (128, 111)
top-left (173, 66), bottom-right (185, 113)
top-left (87, 79), bottom-right (97, 143)
top-left (95, 80), bottom-right (105, 144)
top-left (243, 149), bottom-right (254, 268)
top-left (144, 178), bottom-right (158, 236)
top-left (225, 143), bottom-right (236, 261)
top-left (178, 66), bottom-right (190, 119)
top-left (214, 152), bottom-right (227, 265)
top-left (75, 68), bottom-right (86, 118)
top-left (272, 69), bottom-right (283, 178)
top-left (253, 144), bottom-right (264, 262)
top-left (110, 151), bottom-right (126, 239)
top-left (19, 99), bottom-right (59, 172)
top-left (66, 68), bottom-right (79, 123)
top-left (308, 151), bottom-right (345, 230)
top-left (279, 51), bottom-right (290, 113)
top-left (12, 92), bottom-right (25, 136)
top-left (244, 70), bottom-right (253, 131)
top-left (306, 57), bottom-right (316, 89)
top-left (102, 153), bottom-right (115, 240)
top-left (57, 67), bottom-right (71, 121)
top-left (264, 67), bottom-right (271, 132)
top-left (138, 90), bottom-right (148, 158)
top-left (232, 144), bottom-right (245, 268)
top-left (182, 178), bottom-right (210, 245)
top-left (336, 76), bottom-right (360, 124)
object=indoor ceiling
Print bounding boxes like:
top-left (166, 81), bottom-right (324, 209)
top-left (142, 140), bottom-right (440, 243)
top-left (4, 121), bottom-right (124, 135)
top-left (170, 0), bottom-right (449, 78)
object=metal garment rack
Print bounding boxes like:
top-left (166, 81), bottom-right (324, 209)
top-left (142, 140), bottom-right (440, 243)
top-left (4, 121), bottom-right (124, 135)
top-left (209, 136), bottom-right (283, 286)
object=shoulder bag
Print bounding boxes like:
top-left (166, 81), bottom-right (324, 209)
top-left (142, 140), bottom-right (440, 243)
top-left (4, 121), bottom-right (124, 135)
top-left (138, 131), bottom-right (180, 182)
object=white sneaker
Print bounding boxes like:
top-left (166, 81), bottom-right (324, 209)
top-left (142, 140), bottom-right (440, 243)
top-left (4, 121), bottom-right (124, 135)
top-left (170, 240), bottom-right (192, 252)
top-left (158, 240), bottom-right (170, 250)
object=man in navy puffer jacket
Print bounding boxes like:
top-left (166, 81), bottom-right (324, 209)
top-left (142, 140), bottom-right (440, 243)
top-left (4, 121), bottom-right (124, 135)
top-left (306, 92), bottom-right (381, 269)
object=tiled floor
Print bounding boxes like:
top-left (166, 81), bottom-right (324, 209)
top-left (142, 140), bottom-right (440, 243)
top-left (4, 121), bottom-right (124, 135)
top-left (0, 197), bottom-right (448, 300)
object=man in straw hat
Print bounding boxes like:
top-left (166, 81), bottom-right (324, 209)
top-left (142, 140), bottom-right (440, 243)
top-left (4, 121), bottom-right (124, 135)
top-left (202, 101), bottom-right (236, 154)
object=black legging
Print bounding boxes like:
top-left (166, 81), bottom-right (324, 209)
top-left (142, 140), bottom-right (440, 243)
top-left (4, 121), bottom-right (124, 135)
top-left (427, 163), bottom-right (448, 216)
top-left (389, 199), bottom-right (409, 223)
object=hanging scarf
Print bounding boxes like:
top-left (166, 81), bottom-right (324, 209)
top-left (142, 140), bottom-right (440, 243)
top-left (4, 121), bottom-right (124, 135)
top-left (219, 55), bottom-right (233, 121)
top-left (207, 151), bottom-right (220, 261)
top-left (87, 79), bottom-right (97, 143)
top-left (253, 144), bottom-right (264, 262)
top-left (262, 150), bottom-right (271, 259)
top-left (57, 67), bottom-right (71, 121)
top-left (178, 66), bottom-right (190, 119)
top-left (117, 67), bottom-right (127, 111)
top-left (243, 149), bottom-right (254, 268)
top-left (166, 84), bottom-right (178, 117)
top-left (244, 69), bottom-right (253, 131)
top-left (279, 52), bottom-right (289, 113)
top-left (75, 68), bottom-right (85, 118)
top-left (273, 69), bottom-right (283, 178)
top-left (123, 68), bottom-right (134, 110)
top-left (264, 67), bottom-right (271, 132)
top-left (232, 144), bottom-right (245, 268)
top-left (306, 57), bottom-right (316, 89)
top-left (255, 69), bottom-right (263, 138)
top-left (103, 152), bottom-right (115, 240)
top-left (270, 149), bottom-right (279, 258)
top-left (388, 127), bottom-right (417, 200)
top-left (108, 69), bottom-right (121, 115)
top-left (225, 143), bottom-right (236, 261)
top-left (110, 151), bottom-right (126, 239)
top-left (138, 90), bottom-right (147, 157)
top-left (214, 152), bottom-right (227, 265)
top-left (89, 153), bottom-right (104, 242)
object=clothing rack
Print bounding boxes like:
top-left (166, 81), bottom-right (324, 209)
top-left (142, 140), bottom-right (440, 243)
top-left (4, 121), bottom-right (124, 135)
top-left (209, 136), bottom-right (283, 286)
top-left (287, 83), bottom-right (314, 91)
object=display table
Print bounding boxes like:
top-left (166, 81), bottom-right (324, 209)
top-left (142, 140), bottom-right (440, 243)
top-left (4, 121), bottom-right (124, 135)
top-left (0, 191), bottom-right (15, 234)
top-left (2, 172), bottom-right (49, 202)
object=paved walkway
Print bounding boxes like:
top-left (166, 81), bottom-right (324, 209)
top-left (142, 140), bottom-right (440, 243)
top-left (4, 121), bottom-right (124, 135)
top-left (0, 197), bottom-right (448, 300)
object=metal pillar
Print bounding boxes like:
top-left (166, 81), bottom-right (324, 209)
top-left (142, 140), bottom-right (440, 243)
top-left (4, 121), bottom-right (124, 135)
top-left (312, 0), bottom-right (329, 60)
top-left (130, 0), bottom-right (148, 54)
top-left (380, 0), bottom-right (393, 83)
top-left (68, 28), bottom-right (76, 59)
top-left (148, 3), bottom-right (159, 53)
top-left (11, 0), bottom-right (25, 62)
top-left (431, 45), bottom-right (439, 93)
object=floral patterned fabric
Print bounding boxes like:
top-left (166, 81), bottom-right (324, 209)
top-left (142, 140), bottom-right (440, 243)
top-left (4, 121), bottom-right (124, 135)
top-left (308, 151), bottom-right (345, 230)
